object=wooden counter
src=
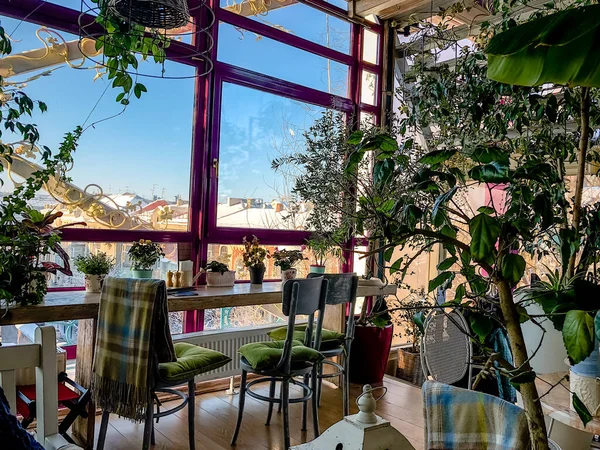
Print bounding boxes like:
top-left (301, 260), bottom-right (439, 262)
top-left (1, 280), bottom-right (396, 449)
top-left (0, 282), bottom-right (397, 326)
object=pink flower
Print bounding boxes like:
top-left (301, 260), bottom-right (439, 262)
top-left (300, 245), bottom-right (307, 251)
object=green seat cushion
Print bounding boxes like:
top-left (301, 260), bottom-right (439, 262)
top-left (268, 324), bottom-right (345, 351)
top-left (158, 342), bottom-right (231, 383)
top-left (238, 340), bottom-right (324, 371)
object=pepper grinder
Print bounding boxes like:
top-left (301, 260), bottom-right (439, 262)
top-left (166, 270), bottom-right (174, 288)
top-left (174, 271), bottom-right (183, 288)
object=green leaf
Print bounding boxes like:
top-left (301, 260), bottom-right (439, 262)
top-left (438, 256), bottom-right (457, 271)
top-left (469, 213), bottom-right (500, 263)
top-left (428, 271), bottom-right (454, 292)
top-left (468, 162), bottom-right (510, 183)
top-left (432, 186), bottom-right (457, 228)
top-left (562, 310), bottom-right (595, 365)
top-left (384, 247), bottom-right (394, 263)
top-left (477, 206), bottom-right (495, 214)
top-left (418, 149), bottom-right (457, 165)
top-left (347, 130), bottom-right (364, 145)
top-left (500, 253), bottom-right (526, 286)
top-left (454, 284), bottom-right (466, 302)
top-left (390, 257), bottom-right (402, 275)
top-left (516, 304), bottom-right (530, 323)
top-left (470, 145), bottom-right (510, 165)
top-left (469, 314), bottom-right (493, 341)
top-left (596, 312), bottom-right (600, 343)
top-left (374, 159), bottom-right (395, 186)
top-left (573, 392), bottom-right (593, 426)
top-left (413, 311), bottom-right (425, 335)
top-left (509, 370), bottom-right (536, 384)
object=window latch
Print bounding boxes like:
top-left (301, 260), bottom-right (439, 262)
top-left (212, 158), bottom-right (219, 178)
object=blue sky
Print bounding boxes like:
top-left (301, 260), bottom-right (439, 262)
top-left (0, 2), bottom-right (350, 202)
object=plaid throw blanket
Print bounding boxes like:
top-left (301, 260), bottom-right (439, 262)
top-left (92, 277), bottom-right (176, 422)
top-left (423, 380), bottom-right (530, 450)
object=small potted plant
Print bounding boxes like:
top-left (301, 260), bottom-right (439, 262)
top-left (127, 239), bottom-right (164, 278)
top-left (74, 251), bottom-right (115, 293)
top-left (304, 233), bottom-right (344, 274)
top-left (272, 249), bottom-right (306, 282)
top-left (242, 235), bottom-right (270, 284)
top-left (395, 292), bottom-right (431, 386)
top-left (204, 261), bottom-right (235, 287)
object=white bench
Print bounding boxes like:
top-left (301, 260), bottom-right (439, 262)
top-left (0, 326), bottom-right (81, 450)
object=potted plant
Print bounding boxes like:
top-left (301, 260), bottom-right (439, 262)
top-left (127, 240), bottom-right (164, 278)
top-left (272, 249), bottom-right (306, 282)
top-left (242, 235), bottom-right (269, 284)
top-left (74, 252), bottom-right (115, 293)
top-left (204, 261), bottom-right (235, 287)
top-left (394, 292), bottom-right (430, 386)
top-left (350, 295), bottom-right (394, 384)
top-left (304, 232), bottom-right (344, 274)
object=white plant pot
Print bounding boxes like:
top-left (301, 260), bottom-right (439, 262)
top-left (206, 271), bottom-right (236, 287)
top-left (281, 268), bottom-right (297, 283)
top-left (85, 274), bottom-right (106, 293)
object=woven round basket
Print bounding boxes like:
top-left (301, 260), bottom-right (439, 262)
top-left (396, 347), bottom-right (424, 386)
top-left (107, 0), bottom-right (189, 30)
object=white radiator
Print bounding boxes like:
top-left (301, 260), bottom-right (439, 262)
top-left (173, 323), bottom-right (282, 381)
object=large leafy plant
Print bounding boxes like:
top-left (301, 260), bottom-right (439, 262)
top-left (349, 19), bottom-right (600, 447)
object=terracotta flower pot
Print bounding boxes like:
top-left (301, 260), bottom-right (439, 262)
top-left (349, 324), bottom-right (393, 384)
top-left (84, 274), bottom-right (106, 293)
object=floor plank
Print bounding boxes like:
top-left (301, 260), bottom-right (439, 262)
top-left (91, 377), bottom-right (424, 449)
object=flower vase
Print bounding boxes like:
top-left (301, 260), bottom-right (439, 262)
top-left (85, 274), bottom-right (106, 293)
top-left (249, 266), bottom-right (266, 284)
top-left (309, 265), bottom-right (326, 274)
top-left (132, 269), bottom-right (153, 279)
top-left (281, 268), bottom-right (297, 283)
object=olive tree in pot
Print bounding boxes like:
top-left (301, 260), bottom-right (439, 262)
top-left (74, 252), bottom-right (116, 293)
top-left (347, 28), bottom-right (600, 446)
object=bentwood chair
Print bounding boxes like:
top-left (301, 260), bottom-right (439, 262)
top-left (268, 273), bottom-right (358, 416)
top-left (95, 279), bottom-right (231, 450)
top-left (420, 310), bottom-right (474, 389)
top-left (231, 277), bottom-right (328, 450)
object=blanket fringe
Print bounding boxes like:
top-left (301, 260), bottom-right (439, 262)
top-left (92, 373), bottom-right (151, 423)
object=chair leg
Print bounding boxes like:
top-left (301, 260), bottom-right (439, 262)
top-left (266, 378), bottom-right (276, 426)
top-left (301, 374), bottom-right (308, 432)
top-left (311, 366), bottom-right (320, 438)
top-left (282, 378), bottom-right (291, 450)
top-left (142, 399), bottom-right (154, 450)
top-left (278, 383), bottom-right (283, 413)
top-left (188, 379), bottom-right (196, 450)
top-left (97, 411), bottom-right (110, 450)
top-left (317, 363), bottom-right (323, 408)
top-left (231, 370), bottom-right (247, 445)
top-left (343, 353), bottom-right (350, 417)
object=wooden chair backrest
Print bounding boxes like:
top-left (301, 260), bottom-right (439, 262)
top-left (0, 326), bottom-right (73, 449)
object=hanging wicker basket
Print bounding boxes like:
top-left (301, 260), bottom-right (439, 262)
top-left (107, 0), bottom-right (190, 30)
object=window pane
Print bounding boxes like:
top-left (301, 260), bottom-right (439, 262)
top-left (361, 70), bottom-right (377, 105)
top-left (207, 243), bottom-right (341, 279)
top-left (45, 241), bottom-right (179, 288)
top-left (221, 0), bottom-right (351, 54)
top-left (0, 17), bottom-right (195, 232)
top-left (217, 83), bottom-right (327, 230)
top-left (217, 22), bottom-right (349, 97)
top-left (204, 305), bottom-right (286, 330)
top-left (363, 29), bottom-right (379, 64)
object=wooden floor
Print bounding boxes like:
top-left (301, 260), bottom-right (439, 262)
top-left (91, 376), bottom-right (425, 450)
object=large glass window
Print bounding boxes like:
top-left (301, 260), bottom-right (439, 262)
top-left (0, 17), bottom-right (195, 232)
top-left (217, 22), bottom-right (349, 97)
top-left (216, 82), bottom-right (327, 230)
top-left (221, 0), bottom-right (351, 55)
